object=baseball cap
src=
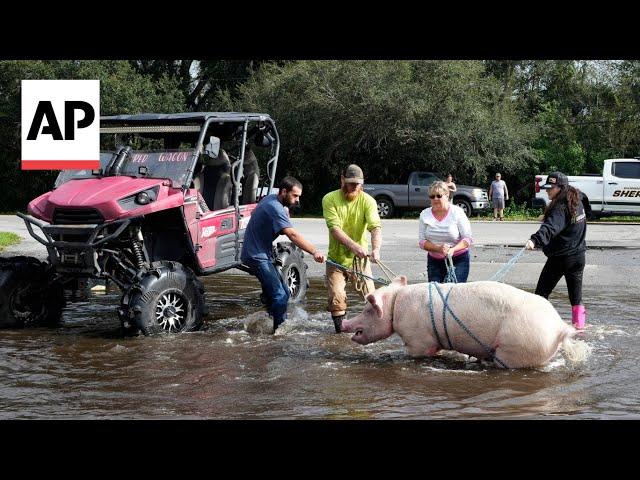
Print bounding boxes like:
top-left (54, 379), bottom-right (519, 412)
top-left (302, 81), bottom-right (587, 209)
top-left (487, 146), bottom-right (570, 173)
top-left (344, 164), bottom-right (364, 184)
top-left (541, 171), bottom-right (569, 189)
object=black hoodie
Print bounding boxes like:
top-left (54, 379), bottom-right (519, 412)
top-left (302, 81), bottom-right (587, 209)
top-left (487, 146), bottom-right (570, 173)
top-left (530, 193), bottom-right (587, 257)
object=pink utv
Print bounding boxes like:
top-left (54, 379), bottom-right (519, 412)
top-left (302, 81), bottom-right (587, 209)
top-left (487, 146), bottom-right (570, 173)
top-left (0, 113), bottom-right (308, 335)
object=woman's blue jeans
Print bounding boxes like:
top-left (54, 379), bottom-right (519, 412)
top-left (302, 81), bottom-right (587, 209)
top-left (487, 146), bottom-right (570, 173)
top-left (427, 251), bottom-right (470, 283)
top-left (246, 258), bottom-right (290, 329)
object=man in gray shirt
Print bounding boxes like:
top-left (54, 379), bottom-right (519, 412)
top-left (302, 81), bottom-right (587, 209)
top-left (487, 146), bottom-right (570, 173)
top-left (489, 172), bottom-right (509, 221)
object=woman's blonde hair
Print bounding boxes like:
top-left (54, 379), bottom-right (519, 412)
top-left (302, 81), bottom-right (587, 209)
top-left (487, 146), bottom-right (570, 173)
top-left (428, 180), bottom-right (450, 197)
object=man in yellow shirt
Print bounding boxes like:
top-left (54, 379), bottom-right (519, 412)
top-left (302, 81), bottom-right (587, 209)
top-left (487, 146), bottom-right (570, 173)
top-left (322, 164), bottom-right (382, 333)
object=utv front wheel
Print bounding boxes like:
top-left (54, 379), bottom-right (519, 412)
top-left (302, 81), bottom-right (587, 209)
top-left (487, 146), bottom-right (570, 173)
top-left (274, 242), bottom-right (308, 303)
top-left (0, 256), bottom-right (65, 329)
top-left (120, 261), bottom-right (206, 335)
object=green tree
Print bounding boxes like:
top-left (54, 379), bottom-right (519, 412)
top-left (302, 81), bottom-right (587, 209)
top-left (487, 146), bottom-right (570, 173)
top-left (213, 60), bottom-right (535, 210)
top-left (129, 60), bottom-right (265, 110)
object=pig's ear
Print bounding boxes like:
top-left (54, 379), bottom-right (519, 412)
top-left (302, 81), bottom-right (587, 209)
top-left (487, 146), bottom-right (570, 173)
top-left (392, 275), bottom-right (408, 287)
top-left (366, 292), bottom-right (384, 319)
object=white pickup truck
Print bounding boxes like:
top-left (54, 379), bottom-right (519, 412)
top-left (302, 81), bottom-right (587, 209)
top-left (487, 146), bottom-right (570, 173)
top-left (532, 158), bottom-right (640, 218)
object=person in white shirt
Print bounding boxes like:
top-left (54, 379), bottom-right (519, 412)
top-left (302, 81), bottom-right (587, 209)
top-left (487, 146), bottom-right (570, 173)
top-left (418, 181), bottom-right (473, 283)
top-left (489, 172), bottom-right (509, 221)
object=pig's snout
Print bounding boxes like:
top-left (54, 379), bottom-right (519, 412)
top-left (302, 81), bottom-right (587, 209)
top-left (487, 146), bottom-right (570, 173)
top-left (340, 318), bottom-right (354, 333)
top-left (340, 317), bottom-right (368, 344)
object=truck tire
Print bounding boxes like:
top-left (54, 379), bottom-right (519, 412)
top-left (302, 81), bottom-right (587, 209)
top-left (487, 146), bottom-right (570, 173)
top-left (376, 197), bottom-right (394, 219)
top-left (453, 197), bottom-right (472, 217)
top-left (581, 194), bottom-right (596, 220)
top-left (120, 261), bottom-right (206, 335)
top-left (273, 242), bottom-right (308, 303)
top-left (0, 256), bottom-right (65, 329)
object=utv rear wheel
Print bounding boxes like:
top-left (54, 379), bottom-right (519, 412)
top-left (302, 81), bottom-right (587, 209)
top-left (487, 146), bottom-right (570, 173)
top-left (274, 242), bottom-right (308, 303)
top-left (120, 261), bottom-right (205, 335)
top-left (0, 256), bottom-right (65, 329)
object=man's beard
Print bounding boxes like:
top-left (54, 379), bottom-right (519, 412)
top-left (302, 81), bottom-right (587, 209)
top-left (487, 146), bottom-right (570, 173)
top-left (341, 184), bottom-right (361, 202)
top-left (281, 196), bottom-right (299, 209)
top-left (287, 200), bottom-right (301, 211)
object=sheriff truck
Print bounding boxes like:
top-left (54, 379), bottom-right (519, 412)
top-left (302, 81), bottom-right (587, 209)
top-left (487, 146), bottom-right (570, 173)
top-left (533, 158), bottom-right (640, 218)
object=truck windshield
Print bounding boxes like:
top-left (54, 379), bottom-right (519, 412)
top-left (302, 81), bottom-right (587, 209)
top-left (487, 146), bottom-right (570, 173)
top-left (54, 149), bottom-right (194, 188)
top-left (412, 173), bottom-right (440, 186)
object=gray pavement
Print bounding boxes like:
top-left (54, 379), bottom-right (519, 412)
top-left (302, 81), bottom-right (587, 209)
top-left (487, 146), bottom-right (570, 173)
top-left (2, 215), bottom-right (639, 288)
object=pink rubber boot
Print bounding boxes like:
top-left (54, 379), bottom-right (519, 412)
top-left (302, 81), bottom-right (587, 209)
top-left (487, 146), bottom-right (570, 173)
top-left (572, 305), bottom-right (586, 330)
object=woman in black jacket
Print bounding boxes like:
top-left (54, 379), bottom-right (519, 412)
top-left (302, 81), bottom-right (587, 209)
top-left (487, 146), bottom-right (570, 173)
top-left (525, 171), bottom-right (587, 329)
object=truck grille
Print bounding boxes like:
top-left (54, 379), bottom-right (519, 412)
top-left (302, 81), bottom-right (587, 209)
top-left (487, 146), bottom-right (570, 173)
top-left (53, 208), bottom-right (104, 225)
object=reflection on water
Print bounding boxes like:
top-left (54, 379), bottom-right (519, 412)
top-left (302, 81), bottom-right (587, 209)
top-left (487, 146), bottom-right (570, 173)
top-left (0, 274), bottom-right (639, 419)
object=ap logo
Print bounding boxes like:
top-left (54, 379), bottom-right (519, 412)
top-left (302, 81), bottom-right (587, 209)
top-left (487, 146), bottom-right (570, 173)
top-left (21, 79), bottom-right (100, 170)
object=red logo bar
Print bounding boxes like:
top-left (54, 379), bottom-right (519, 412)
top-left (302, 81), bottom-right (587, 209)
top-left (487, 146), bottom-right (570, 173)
top-left (21, 160), bottom-right (100, 170)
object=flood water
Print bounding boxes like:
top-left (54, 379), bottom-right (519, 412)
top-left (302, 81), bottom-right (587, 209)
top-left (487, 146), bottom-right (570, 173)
top-left (1, 273), bottom-right (639, 419)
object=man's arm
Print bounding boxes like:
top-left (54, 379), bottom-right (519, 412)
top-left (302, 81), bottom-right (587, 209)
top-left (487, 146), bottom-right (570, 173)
top-left (282, 227), bottom-right (325, 263)
top-left (504, 182), bottom-right (509, 200)
top-left (330, 226), bottom-right (367, 258)
top-left (370, 226), bottom-right (381, 262)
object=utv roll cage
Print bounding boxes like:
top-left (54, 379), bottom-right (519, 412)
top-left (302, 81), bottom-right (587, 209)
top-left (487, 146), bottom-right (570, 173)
top-left (100, 112), bottom-right (281, 199)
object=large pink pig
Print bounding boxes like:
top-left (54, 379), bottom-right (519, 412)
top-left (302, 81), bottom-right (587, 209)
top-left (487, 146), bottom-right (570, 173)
top-left (341, 277), bottom-right (589, 369)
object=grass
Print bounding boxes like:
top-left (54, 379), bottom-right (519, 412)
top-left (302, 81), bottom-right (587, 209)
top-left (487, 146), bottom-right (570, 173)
top-left (0, 232), bottom-right (21, 251)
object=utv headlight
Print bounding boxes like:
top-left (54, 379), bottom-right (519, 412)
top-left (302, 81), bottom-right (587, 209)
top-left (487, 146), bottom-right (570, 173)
top-left (135, 191), bottom-right (151, 205)
top-left (118, 187), bottom-right (159, 210)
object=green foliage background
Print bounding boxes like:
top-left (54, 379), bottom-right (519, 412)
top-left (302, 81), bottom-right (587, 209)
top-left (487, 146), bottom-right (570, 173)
top-left (1, 59), bottom-right (638, 213)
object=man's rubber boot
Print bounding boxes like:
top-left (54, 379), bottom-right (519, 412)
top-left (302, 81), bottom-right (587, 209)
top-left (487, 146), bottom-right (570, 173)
top-left (332, 314), bottom-right (345, 333)
top-left (572, 304), bottom-right (586, 330)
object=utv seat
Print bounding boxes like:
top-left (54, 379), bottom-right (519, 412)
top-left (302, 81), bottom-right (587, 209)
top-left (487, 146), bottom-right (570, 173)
top-left (193, 149), bottom-right (233, 211)
top-left (241, 149), bottom-right (260, 204)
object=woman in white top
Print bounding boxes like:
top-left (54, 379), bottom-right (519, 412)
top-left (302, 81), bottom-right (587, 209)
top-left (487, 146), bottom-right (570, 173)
top-left (418, 180), bottom-right (473, 283)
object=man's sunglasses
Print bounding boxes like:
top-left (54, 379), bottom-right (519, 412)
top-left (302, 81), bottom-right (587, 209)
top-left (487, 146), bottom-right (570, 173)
top-left (429, 194), bottom-right (445, 199)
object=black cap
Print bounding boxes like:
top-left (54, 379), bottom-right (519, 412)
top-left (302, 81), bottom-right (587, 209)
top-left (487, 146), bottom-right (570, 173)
top-left (541, 171), bottom-right (569, 189)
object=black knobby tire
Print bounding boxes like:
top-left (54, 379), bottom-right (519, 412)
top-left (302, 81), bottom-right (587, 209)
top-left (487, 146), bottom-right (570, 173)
top-left (241, 150), bottom-right (260, 205)
top-left (453, 197), bottom-right (472, 217)
top-left (376, 197), bottom-right (394, 219)
top-left (120, 261), bottom-right (206, 335)
top-left (273, 242), bottom-right (308, 303)
top-left (0, 256), bottom-right (65, 329)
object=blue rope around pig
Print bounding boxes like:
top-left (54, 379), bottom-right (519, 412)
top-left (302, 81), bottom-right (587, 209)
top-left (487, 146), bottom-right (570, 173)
top-left (428, 282), bottom-right (510, 369)
top-left (433, 248), bottom-right (525, 368)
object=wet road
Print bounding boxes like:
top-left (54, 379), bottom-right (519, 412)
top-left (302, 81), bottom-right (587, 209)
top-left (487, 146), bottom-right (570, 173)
top-left (1, 274), bottom-right (638, 419)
